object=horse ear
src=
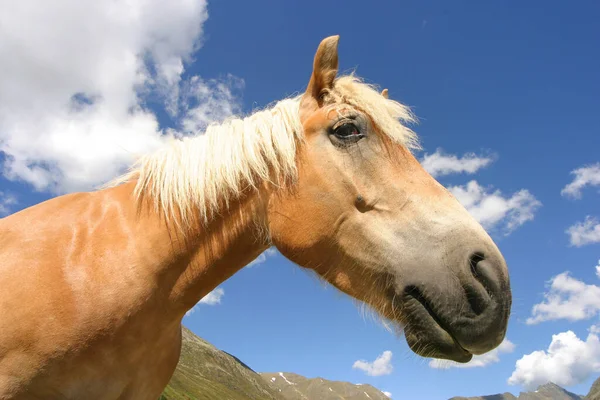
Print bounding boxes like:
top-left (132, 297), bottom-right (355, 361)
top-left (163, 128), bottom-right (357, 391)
top-left (301, 35), bottom-right (339, 116)
top-left (381, 88), bottom-right (389, 99)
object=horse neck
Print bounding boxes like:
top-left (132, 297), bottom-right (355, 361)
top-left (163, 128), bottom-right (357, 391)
top-left (167, 187), bottom-right (271, 315)
top-left (111, 181), bottom-right (271, 318)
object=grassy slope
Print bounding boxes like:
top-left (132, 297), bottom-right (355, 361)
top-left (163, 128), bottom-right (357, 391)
top-left (160, 326), bottom-right (284, 400)
top-left (586, 378), bottom-right (600, 400)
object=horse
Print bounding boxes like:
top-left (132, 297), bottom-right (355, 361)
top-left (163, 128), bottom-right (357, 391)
top-left (0, 35), bottom-right (511, 399)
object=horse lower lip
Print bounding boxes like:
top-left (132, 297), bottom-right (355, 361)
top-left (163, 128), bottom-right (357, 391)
top-left (405, 287), bottom-right (462, 339)
top-left (401, 292), bottom-right (473, 362)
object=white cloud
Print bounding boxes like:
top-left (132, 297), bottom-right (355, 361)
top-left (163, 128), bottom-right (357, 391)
top-left (383, 391), bottom-right (392, 398)
top-left (566, 216), bottom-right (600, 247)
top-left (179, 74), bottom-right (245, 134)
top-left (429, 339), bottom-right (515, 369)
top-left (507, 326), bottom-right (600, 390)
top-left (421, 149), bottom-right (494, 177)
top-left (0, 0), bottom-right (242, 194)
top-left (246, 248), bottom-right (278, 268)
top-left (561, 163), bottom-right (600, 199)
top-left (526, 262), bottom-right (600, 325)
top-left (199, 288), bottom-right (225, 305)
top-left (352, 350), bottom-right (393, 376)
top-left (448, 180), bottom-right (541, 235)
top-left (185, 287), bottom-right (225, 315)
top-left (0, 191), bottom-right (17, 216)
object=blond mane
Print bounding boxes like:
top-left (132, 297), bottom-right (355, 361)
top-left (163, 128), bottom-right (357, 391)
top-left (109, 75), bottom-right (419, 228)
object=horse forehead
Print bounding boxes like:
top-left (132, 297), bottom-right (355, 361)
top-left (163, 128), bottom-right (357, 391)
top-left (325, 103), bottom-right (356, 117)
top-left (302, 104), bottom-right (357, 133)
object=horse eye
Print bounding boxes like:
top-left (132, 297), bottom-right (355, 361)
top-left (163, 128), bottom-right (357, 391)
top-left (333, 123), bottom-right (361, 139)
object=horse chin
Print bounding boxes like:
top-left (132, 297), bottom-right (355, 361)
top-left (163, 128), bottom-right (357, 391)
top-left (400, 296), bottom-right (473, 363)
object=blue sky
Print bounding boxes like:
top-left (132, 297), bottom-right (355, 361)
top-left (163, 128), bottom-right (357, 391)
top-left (1, 1), bottom-right (600, 399)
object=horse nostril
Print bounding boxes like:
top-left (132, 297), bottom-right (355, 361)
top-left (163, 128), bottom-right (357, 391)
top-left (468, 252), bottom-right (501, 298)
top-left (469, 252), bottom-right (485, 280)
top-left (465, 252), bottom-right (497, 315)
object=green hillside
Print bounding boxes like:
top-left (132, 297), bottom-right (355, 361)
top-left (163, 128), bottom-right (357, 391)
top-left (160, 326), bottom-right (284, 400)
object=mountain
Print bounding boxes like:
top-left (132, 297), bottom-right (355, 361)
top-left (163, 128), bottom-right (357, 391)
top-left (586, 377), bottom-right (600, 400)
top-left (450, 381), bottom-right (598, 400)
top-left (160, 326), bottom-right (391, 400)
top-left (450, 393), bottom-right (517, 400)
top-left (518, 383), bottom-right (582, 400)
top-left (160, 326), bottom-right (284, 400)
top-left (261, 372), bottom-right (391, 400)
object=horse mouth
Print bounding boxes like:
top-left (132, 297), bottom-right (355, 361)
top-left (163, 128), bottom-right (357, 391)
top-left (396, 286), bottom-right (473, 363)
